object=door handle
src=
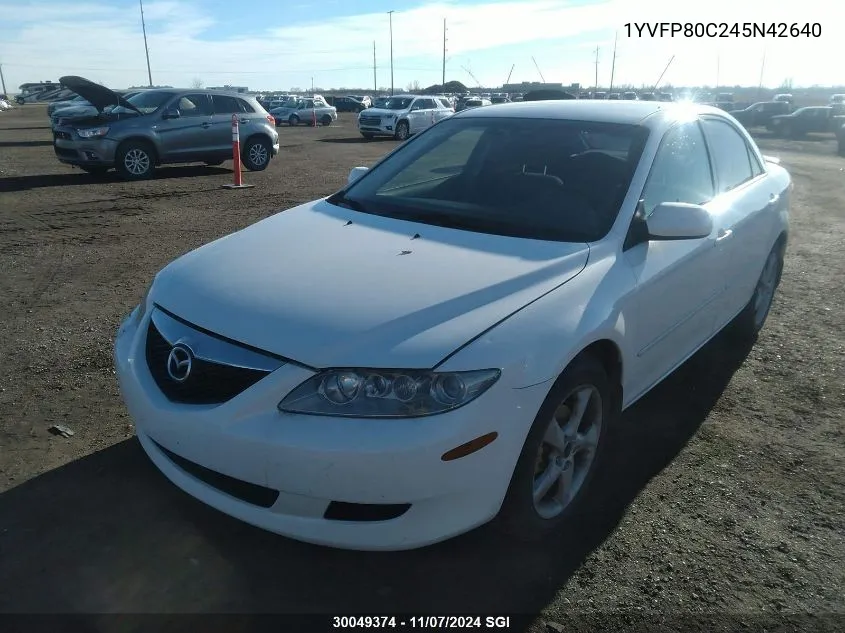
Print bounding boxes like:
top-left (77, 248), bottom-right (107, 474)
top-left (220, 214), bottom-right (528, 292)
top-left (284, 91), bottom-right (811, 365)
top-left (201, 122), bottom-right (212, 128)
top-left (716, 229), bottom-right (733, 242)
top-left (239, 119), bottom-right (249, 125)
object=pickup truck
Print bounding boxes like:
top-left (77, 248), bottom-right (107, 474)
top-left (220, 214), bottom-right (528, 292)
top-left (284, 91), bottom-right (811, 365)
top-left (769, 105), bottom-right (844, 137)
top-left (271, 95), bottom-right (337, 127)
top-left (729, 101), bottom-right (791, 129)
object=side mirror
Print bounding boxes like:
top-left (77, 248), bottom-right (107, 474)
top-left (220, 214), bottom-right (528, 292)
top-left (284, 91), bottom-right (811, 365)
top-left (348, 166), bottom-right (369, 185)
top-left (646, 202), bottom-right (713, 240)
top-left (162, 107), bottom-right (180, 120)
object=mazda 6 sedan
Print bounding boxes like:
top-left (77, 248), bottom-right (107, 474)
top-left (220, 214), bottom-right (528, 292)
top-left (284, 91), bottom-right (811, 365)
top-left (114, 100), bottom-right (790, 551)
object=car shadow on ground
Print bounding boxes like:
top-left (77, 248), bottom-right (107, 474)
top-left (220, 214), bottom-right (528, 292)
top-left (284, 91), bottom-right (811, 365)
top-left (0, 140), bottom-right (54, 148)
top-left (318, 137), bottom-right (393, 144)
top-left (0, 330), bottom-right (751, 617)
top-left (0, 166), bottom-right (233, 192)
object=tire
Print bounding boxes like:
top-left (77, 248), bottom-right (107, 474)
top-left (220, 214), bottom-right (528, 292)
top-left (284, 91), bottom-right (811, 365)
top-left (394, 120), bottom-right (410, 141)
top-left (242, 136), bottom-right (271, 171)
top-left (321, 115), bottom-right (332, 126)
top-left (115, 141), bottom-right (155, 180)
top-left (727, 242), bottom-right (784, 343)
top-left (494, 354), bottom-right (615, 542)
top-left (360, 132), bottom-right (374, 139)
top-left (288, 115), bottom-right (299, 127)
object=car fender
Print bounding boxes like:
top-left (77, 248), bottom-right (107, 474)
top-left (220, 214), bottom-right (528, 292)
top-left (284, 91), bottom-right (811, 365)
top-left (437, 246), bottom-right (632, 392)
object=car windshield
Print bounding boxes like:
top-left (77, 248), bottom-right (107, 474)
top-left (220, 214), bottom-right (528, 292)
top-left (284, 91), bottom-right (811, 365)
top-left (383, 97), bottom-right (413, 109)
top-left (112, 90), bottom-right (174, 114)
top-left (332, 117), bottom-right (649, 242)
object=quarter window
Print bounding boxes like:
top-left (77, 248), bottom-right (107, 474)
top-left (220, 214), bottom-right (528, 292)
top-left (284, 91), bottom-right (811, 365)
top-left (640, 121), bottom-right (714, 215)
top-left (700, 118), bottom-right (755, 192)
top-left (210, 94), bottom-right (241, 114)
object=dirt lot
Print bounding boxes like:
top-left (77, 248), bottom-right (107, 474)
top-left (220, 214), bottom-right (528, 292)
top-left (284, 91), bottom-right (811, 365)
top-left (0, 104), bottom-right (843, 631)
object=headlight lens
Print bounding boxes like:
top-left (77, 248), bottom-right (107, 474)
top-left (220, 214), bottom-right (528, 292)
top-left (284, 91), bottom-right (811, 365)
top-left (78, 126), bottom-right (110, 138)
top-left (279, 368), bottom-right (501, 418)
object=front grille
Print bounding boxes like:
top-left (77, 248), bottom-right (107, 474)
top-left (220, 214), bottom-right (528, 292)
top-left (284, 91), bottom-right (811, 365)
top-left (153, 440), bottom-right (280, 508)
top-left (53, 130), bottom-right (71, 140)
top-left (359, 116), bottom-right (382, 126)
top-left (145, 320), bottom-right (270, 405)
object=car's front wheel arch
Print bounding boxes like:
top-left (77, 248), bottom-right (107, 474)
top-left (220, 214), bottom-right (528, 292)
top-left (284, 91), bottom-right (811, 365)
top-left (493, 350), bottom-right (619, 542)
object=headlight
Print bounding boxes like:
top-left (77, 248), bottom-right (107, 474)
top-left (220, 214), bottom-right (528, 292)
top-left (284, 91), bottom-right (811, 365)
top-left (77, 126), bottom-right (110, 138)
top-left (279, 368), bottom-right (501, 418)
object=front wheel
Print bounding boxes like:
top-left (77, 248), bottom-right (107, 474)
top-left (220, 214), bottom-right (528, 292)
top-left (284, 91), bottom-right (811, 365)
top-left (242, 137), bottom-right (271, 171)
top-left (321, 115), bottom-right (333, 126)
top-left (288, 115), bottom-right (299, 127)
top-left (115, 141), bottom-right (155, 180)
top-left (394, 120), bottom-right (409, 141)
top-left (494, 354), bottom-right (613, 542)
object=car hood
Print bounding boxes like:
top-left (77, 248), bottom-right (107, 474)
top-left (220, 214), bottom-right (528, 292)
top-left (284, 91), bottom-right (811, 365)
top-left (152, 200), bottom-right (590, 369)
top-left (58, 75), bottom-right (141, 114)
top-left (361, 107), bottom-right (406, 117)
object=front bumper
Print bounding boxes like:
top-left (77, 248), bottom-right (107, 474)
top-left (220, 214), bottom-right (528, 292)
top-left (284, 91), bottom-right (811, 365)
top-left (52, 129), bottom-right (117, 166)
top-left (358, 116), bottom-right (397, 136)
top-left (114, 306), bottom-right (547, 551)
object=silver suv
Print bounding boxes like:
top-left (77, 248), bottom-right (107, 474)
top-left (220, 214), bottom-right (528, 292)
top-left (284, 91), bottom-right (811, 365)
top-left (52, 76), bottom-right (279, 179)
top-left (357, 94), bottom-right (453, 140)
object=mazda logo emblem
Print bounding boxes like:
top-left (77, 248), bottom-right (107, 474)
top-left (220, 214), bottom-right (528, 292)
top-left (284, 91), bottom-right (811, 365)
top-left (166, 344), bottom-right (193, 382)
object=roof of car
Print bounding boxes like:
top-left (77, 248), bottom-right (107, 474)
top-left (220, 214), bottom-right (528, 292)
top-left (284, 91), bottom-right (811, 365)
top-left (453, 99), bottom-right (727, 126)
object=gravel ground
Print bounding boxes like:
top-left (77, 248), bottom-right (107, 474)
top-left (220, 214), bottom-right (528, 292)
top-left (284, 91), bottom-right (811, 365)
top-left (0, 104), bottom-right (843, 632)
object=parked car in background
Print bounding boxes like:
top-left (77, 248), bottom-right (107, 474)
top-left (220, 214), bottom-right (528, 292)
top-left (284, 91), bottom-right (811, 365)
top-left (622, 91), bottom-right (638, 101)
top-left (490, 96), bottom-right (511, 104)
top-left (274, 95), bottom-right (337, 126)
top-left (592, 92), bottom-right (607, 99)
top-left (48, 94), bottom-right (89, 117)
top-left (657, 92), bottom-right (674, 102)
top-left (351, 95), bottom-right (372, 108)
top-left (114, 100), bottom-right (790, 551)
top-left (639, 92), bottom-right (657, 101)
top-left (334, 96), bottom-right (369, 113)
top-left (607, 93), bottom-right (620, 100)
top-left (769, 106), bottom-right (839, 137)
top-left (358, 94), bottom-right (453, 140)
top-left (729, 101), bottom-right (791, 129)
top-left (52, 90), bottom-right (143, 126)
top-left (773, 93), bottom-right (793, 104)
top-left (372, 97), bottom-right (389, 108)
top-left (52, 76), bottom-right (279, 179)
top-left (829, 94), bottom-right (845, 105)
top-left (717, 93), bottom-right (734, 102)
top-left (463, 97), bottom-right (492, 109)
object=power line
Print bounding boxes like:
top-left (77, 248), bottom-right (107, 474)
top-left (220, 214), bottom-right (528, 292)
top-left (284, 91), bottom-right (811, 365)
top-left (138, 0), bottom-right (152, 87)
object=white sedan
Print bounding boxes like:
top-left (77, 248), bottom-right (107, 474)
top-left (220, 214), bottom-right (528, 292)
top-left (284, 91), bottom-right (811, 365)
top-left (114, 100), bottom-right (790, 551)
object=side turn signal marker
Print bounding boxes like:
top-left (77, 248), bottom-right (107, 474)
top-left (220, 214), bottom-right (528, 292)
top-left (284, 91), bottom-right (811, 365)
top-left (441, 432), bottom-right (498, 461)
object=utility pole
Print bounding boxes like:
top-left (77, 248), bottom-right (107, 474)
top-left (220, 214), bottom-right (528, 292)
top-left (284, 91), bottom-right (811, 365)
top-left (757, 50), bottom-right (766, 98)
top-left (715, 55), bottom-right (720, 89)
top-left (311, 77), bottom-right (314, 94)
top-left (609, 32), bottom-right (617, 93)
top-left (594, 47), bottom-right (600, 92)
top-left (653, 55), bottom-right (674, 90)
top-left (442, 18), bottom-right (447, 87)
top-left (388, 10), bottom-right (395, 96)
top-left (0, 64), bottom-right (7, 96)
top-left (139, 0), bottom-right (153, 87)
top-left (373, 41), bottom-right (377, 93)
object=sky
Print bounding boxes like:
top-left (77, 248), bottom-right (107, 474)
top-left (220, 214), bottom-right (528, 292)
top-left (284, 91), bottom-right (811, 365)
top-left (0, 0), bottom-right (841, 93)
